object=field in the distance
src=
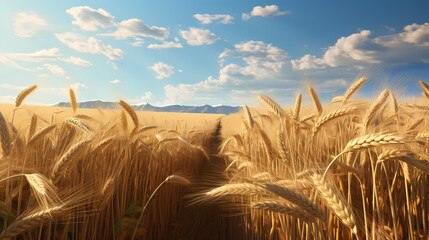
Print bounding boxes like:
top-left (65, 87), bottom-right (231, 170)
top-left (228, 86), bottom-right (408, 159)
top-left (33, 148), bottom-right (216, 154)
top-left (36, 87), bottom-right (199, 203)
top-left (0, 79), bottom-right (429, 239)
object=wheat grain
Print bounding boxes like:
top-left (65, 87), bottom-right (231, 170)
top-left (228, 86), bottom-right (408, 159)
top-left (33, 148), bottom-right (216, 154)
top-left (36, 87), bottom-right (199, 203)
top-left (363, 89), bottom-right (389, 132)
top-left (242, 105), bottom-right (254, 129)
top-left (312, 108), bottom-right (356, 135)
top-left (251, 200), bottom-right (317, 223)
top-left (420, 80), bottom-right (429, 94)
top-left (27, 124), bottom-right (56, 145)
top-left (65, 117), bottom-right (91, 133)
top-left (51, 139), bottom-right (91, 180)
top-left (257, 95), bottom-right (285, 118)
top-left (165, 175), bottom-right (190, 185)
top-left (205, 183), bottom-right (270, 198)
top-left (28, 114), bottom-right (38, 140)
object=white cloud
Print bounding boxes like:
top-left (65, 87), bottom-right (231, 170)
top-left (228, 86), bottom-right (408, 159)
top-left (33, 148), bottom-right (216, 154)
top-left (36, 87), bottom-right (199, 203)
top-left (291, 23), bottom-right (429, 70)
top-left (149, 62), bottom-right (175, 79)
top-left (0, 95), bottom-right (15, 104)
top-left (193, 14), bottom-right (234, 24)
top-left (6, 48), bottom-right (62, 63)
top-left (130, 38), bottom-right (145, 47)
top-left (55, 32), bottom-right (124, 60)
top-left (62, 56), bottom-right (92, 66)
top-left (100, 19), bottom-right (169, 41)
top-left (180, 27), bottom-right (219, 46)
top-left (242, 5), bottom-right (289, 20)
top-left (163, 40), bottom-right (290, 105)
top-left (13, 12), bottom-right (48, 37)
top-left (66, 6), bottom-right (115, 31)
top-left (140, 91), bottom-right (153, 101)
top-left (147, 41), bottom-right (183, 49)
top-left (109, 79), bottom-right (120, 84)
top-left (44, 64), bottom-right (66, 76)
top-left (70, 82), bottom-right (88, 91)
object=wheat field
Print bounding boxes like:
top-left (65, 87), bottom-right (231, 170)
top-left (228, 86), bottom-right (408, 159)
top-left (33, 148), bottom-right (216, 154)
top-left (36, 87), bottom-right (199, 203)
top-left (0, 78), bottom-right (428, 239)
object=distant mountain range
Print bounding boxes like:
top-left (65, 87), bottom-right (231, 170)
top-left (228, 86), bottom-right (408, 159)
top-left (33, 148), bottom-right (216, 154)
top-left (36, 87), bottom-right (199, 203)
top-left (54, 100), bottom-right (240, 115)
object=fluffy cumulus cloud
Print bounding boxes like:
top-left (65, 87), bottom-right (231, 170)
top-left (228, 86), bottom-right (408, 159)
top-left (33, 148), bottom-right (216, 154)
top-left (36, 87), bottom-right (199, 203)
top-left (180, 27), bottom-right (219, 46)
top-left (163, 40), bottom-right (291, 105)
top-left (140, 91), bottom-right (154, 101)
top-left (242, 5), bottom-right (289, 20)
top-left (55, 32), bottom-right (124, 60)
top-left (147, 41), bottom-right (183, 49)
top-left (149, 62), bottom-right (175, 79)
top-left (291, 23), bottom-right (429, 70)
top-left (66, 6), bottom-right (115, 31)
top-left (193, 14), bottom-right (234, 24)
top-left (13, 12), bottom-right (48, 37)
top-left (100, 19), bottom-right (169, 41)
top-left (43, 64), bottom-right (66, 76)
top-left (70, 82), bottom-right (88, 91)
top-left (0, 47), bottom-right (92, 71)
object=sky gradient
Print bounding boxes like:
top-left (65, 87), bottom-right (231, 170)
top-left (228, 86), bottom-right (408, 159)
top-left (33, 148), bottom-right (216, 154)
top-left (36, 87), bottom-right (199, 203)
top-left (0, 0), bottom-right (428, 106)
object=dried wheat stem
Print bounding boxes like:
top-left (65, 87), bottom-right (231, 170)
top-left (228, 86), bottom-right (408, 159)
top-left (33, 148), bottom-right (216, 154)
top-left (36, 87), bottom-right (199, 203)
top-left (331, 96), bottom-right (343, 103)
top-left (422, 91), bottom-right (429, 102)
top-left (363, 89), bottom-right (389, 132)
top-left (15, 85), bottom-right (37, 107)
top-left (65, 117), bottom-right (90, 133)
top-left (257, 95), bottom-right (285, 118)
top-left (165, 175), bottom-right (191, 185)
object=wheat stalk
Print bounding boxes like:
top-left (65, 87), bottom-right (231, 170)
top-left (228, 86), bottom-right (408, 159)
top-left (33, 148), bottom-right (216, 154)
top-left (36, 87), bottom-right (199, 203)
top-left (205, 183), bottom-right (270, 199)
top-left (65, 117), bottom-right (91, 133)
top-left (422, 91), bottom-right (429, 102)
top-left (119, 100), bottom-right (139, 129)
top-left (331, 96), bottom-right (344, 103)
top-left (69, 88), bottom-right (77, 113)
top-left (15, 85), bottom-right (37, 107)
top-left (165, 175), bottom-right (191, 185)
top-left (311, 174), bottom-right (357, 234)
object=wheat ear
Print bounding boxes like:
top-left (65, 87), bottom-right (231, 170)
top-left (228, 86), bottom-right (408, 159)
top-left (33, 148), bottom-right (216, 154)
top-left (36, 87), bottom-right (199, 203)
top-left (0, 112), bottom-right (11, 157)
top-left (25, 173), bottom-right (60, 211)
top-left (69, 88), bottom-right (77, 113)
top-left (311, 174), bottom-right (357, 234)
top-left (119, 100), bottom-right (139, 129)
top-left (27, 124), bottom-right (56, 145)
top-left (205, 183), bottom-right (270, 199)
top-left (293, 93), bottom-right (302, 120)
top-left (251, 200), bottom-right (317, 223)
top-left (312, 108), bottom-right (356, 135)
top-left (65, 117), bottom-right (91, 133)
top-left (363, 89), bottom-right (389, 132)
top-left (0, 205), bottom-right (65, 238)
top-left (242, 105), bottom-right (254, 128)
top-left (15, 85), bottom-right (37, 107)
top-left (331, 96), bottom-right (343, 103)
top-left (51, 139), bottom-right (91, 180)
top-left (420, 80), bottom-right (429, 94)
top-left (422, 91), bottom-right (429, 102)
top-left (264, 183), bottom-right (324, 219)
top-left (308, 85), bottom-right (322, 115)
top-left (28, 114), bottom-right (38, 140)
top-left (343, 77), bottom-right (367, 103)
top-left (257, 95), bottom-right (285, 118)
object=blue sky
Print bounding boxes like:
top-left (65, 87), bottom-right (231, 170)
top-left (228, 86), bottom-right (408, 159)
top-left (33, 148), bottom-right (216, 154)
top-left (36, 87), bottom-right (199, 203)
top-left (0, 0), bottom-right (428, 106)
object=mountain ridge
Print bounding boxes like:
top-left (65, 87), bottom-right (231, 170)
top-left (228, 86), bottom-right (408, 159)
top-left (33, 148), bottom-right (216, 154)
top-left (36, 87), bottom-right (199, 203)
top-left (54, 100), bottom-right (240, 115)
